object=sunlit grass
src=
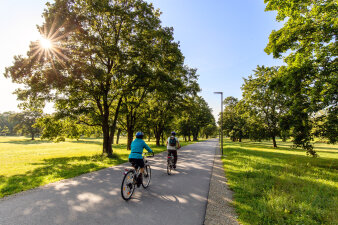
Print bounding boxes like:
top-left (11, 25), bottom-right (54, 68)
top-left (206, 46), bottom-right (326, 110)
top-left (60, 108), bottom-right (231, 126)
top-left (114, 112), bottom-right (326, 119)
top-left (222, 139), bottom-right (338, 225)
top-left (0, 136), bottom-right (200, 198)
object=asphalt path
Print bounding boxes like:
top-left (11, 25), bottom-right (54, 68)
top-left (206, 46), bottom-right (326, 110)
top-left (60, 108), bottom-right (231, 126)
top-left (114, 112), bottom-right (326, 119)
top-left (0, 139), bottom-right (218, 225)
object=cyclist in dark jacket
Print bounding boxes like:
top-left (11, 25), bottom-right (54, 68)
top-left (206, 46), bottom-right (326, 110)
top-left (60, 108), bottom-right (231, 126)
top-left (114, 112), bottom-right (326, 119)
top-left (166, 131), bottom-right (181, 169)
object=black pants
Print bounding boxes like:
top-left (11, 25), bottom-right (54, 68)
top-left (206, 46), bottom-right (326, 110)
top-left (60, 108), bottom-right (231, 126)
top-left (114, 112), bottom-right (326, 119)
top-left (167, 150), bottom-right (177, 165)
top-left (129, 158), bottom-right (145, 169)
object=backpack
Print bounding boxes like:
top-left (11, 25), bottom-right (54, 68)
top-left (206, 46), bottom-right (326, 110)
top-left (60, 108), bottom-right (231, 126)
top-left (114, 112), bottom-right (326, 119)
top-left (169, 136), bottom-right (176, 146)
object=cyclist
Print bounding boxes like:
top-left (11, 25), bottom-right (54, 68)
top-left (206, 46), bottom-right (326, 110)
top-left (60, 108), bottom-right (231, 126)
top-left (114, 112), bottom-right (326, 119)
top-left (166, 131), bottom-right (181, 169)
top-left (129, 131), bottom-right (153, 187)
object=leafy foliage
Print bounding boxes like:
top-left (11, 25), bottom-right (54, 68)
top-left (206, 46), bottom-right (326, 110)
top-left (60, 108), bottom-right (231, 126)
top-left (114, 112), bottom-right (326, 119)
top-left (4, 0), bottom-right (210, 156)
top-left (263, 0), bottom-right (337, 155)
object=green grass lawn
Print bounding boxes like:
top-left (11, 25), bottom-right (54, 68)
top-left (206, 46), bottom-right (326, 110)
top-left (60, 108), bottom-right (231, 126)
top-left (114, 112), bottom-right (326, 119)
top-left (0, 136), bottom-right (199, 198)
top-left (222, 139), bottom-right (338, 225)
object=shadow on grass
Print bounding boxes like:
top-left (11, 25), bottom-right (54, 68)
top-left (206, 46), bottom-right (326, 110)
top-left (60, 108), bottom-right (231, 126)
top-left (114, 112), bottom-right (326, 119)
top-left (2, 139), bottom-right (53, 145)
top-left (222, 142), bottom-right (338, 224)
top-left (0, 154), bottom-right (127, 199)
top-left (68, 139), bottom-right (103, 146)
top-left (229, 141), bottom-right (338, 159)
top-left (312, 147), bottom-right (338, 152)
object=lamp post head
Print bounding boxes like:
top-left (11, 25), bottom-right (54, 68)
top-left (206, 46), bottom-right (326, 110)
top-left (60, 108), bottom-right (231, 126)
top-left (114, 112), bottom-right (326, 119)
top-left (213, 92), bottom-right (223, 94)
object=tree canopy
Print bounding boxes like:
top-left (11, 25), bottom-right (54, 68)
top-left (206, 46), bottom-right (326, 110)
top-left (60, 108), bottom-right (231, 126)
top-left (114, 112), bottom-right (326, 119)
top-left (4, 0), bottom-right (214, 155)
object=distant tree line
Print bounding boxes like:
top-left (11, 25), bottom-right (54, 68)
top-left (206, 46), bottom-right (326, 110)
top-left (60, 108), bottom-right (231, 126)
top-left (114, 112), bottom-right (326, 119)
top-left (4, 0), bottom-right (217, 156)
top-left (0, 111), bottom-right (41, 140)
top-left (218, 0), bottom-right (337, 156)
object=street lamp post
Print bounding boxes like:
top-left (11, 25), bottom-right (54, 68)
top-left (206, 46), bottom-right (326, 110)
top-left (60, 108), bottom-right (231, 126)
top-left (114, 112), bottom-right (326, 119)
top-left (214, 92), bottom-right (223, 155)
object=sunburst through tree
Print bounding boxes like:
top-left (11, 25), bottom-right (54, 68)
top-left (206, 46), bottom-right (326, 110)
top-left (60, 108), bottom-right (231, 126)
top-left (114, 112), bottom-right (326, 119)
top-left (29, 22), bottom-right (70, 68)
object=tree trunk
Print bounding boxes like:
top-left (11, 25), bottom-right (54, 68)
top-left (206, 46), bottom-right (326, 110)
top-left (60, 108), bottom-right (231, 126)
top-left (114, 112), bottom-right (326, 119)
top-left (192, 131), bottom-right (198, 141)
top-left (148, 128), bottom-right (151, 142)
top-left (155, 131), bottom-right (161, 146)
top-left (272, 135), bottom-right (277, 148)
top-left (161, 132), bottom-right (164, 145)
top-left (102, 123), bottom-right (113, 157)
top-left (109, 97), bottom-right (122, 147)
top-left (127, 129), bottom-right (133, 150)
top-left (154, 125), bottom-right (164, 146)
top-left (126, 104), bottom-right (138, 150)
top-left (111, 130), bottom-right (115, 144)
top-left (116, 128), bottom-right (121, 144)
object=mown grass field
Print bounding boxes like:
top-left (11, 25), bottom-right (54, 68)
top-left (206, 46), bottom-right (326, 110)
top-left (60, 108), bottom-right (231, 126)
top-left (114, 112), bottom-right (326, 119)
top-left (0, 136), bottom-right (198, 198)
top-left (222, 139), bottom-right (338, 225)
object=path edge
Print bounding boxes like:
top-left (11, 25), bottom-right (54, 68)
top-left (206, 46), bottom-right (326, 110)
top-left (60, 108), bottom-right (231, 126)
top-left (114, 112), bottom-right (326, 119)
top-left (203, 139), bottom-right (240, 225)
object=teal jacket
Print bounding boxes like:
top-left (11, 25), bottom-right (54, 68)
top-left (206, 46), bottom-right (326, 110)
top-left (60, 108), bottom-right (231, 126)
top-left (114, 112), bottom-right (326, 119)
top-left (129, 138), bottom-right (153, 159)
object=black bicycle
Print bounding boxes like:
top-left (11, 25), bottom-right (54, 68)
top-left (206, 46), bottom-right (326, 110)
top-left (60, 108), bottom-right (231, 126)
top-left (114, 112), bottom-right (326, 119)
top-left (167, 153), bottom-right (174, 175)
top-left (121, 152), bottom-right (154, 200)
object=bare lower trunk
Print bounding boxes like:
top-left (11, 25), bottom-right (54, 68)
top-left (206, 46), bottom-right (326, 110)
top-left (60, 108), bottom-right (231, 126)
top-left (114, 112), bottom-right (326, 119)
top-left (154, 125), bottom-right (163, 146)
top-left (155, 132), bottom-right (161, 146)
top-left (148, 129), bottom-right (151, 142)
top-left (102, 125), bottom-right (113, 157)
top-left (116, 129), bottom-right (121, 144)
top-left (127, 127), bottom-right (133, 150)
top-left (272, 135), bottom-right (277, 148)
top-left (111, 130), bottom-right (115, 144)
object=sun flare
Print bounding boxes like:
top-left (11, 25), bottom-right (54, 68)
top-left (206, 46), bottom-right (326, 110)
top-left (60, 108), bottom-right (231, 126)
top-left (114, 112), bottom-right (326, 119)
top-left (40, 37), bottom-right (52, 49)
top-left (29, 20), bottom-right (70, 67)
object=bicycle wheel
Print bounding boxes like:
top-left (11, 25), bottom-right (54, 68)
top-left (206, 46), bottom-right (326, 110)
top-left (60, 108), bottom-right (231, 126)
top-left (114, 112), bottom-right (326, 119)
top-left (121, 170), bottom-right (135, 200)
top-left (142, 165), bottom-right (151, 188)
top-left (167, 159), bottom-right (172, 175)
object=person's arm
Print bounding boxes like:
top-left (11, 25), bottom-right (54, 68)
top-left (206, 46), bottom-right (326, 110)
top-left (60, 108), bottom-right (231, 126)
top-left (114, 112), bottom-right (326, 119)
top-left (143, 141), bottom-right (153, 153)
top-left (177, 138), bottom-right (181, 149)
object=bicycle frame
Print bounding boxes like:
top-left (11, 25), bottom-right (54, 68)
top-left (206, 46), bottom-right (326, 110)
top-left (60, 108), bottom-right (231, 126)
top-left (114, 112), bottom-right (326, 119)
top-left (121, 152), bottom-right (154, 200)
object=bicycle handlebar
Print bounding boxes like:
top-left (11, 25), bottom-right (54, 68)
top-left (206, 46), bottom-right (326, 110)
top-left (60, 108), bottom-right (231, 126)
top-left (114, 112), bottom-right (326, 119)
top-left (144, 152), bottom-right (154, 157)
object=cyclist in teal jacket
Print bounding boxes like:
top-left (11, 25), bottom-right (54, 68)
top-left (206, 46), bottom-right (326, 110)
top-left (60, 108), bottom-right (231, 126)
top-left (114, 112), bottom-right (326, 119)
top-left (129, 131), bottom-right (153, 186)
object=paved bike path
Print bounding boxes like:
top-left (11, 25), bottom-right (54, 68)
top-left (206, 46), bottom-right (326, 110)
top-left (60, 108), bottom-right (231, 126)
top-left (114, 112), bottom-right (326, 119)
top-left (0, 139), bottom-right (217, 225)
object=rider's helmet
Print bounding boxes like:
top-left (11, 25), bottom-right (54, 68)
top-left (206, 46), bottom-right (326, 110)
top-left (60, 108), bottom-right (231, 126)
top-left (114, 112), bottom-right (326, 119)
top-left (136, 131), bottom-right (144, 139)
top-left (171, 131), bottom-right (176, 136)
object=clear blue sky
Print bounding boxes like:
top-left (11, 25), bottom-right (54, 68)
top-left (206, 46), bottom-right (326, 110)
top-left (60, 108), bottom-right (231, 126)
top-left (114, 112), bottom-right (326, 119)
top-left (0, 0), bottom-right (283, 119)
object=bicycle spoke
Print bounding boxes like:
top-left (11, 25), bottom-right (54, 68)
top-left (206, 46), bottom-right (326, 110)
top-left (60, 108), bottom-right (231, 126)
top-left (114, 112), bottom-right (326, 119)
top-left (121, 171), bottom-right (135, 200)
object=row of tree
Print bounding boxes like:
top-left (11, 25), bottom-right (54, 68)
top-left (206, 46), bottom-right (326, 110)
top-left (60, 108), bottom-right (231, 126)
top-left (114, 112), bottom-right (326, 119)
top-left (4, 0), bottom-right (216, 156)
top-left (0, 111), bottom-right (41, 139)
top-left (219, 0), bottom-right (337, 156)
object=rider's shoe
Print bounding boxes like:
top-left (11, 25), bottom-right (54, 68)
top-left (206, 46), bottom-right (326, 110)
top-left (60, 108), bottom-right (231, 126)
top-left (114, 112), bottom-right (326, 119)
top-left (173, 165), bottom-right (176, 169)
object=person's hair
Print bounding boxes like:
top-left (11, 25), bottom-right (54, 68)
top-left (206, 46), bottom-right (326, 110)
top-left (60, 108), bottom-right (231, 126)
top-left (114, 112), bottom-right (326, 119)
top-left (171, 131), bottom-right (176, 136)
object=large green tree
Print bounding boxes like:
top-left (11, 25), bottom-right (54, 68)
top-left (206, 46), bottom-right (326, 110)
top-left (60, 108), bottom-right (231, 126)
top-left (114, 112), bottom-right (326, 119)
top-left (264, 0), bottom-right (337, 155)
top-left (13, 110), bottom-right (42, 140)
top-left (147, 66), bottom-right (200, 145)
top-left (220, 97), bottom-right (247, 142)
top-left (181, 96), bottom-right (214, 141)
top-left (0, 112), bottom-right (19, 136)
top-left (4, 0), bottom-right (176, 156)
top-left (241, 66), bottom-right (287, 147)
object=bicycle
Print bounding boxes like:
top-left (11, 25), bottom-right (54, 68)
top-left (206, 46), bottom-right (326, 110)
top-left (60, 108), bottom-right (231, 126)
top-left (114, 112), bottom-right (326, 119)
top-left (121, 152), bottom-right (154, 201)
top-left (167, 152), bottom-right (174, 175)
